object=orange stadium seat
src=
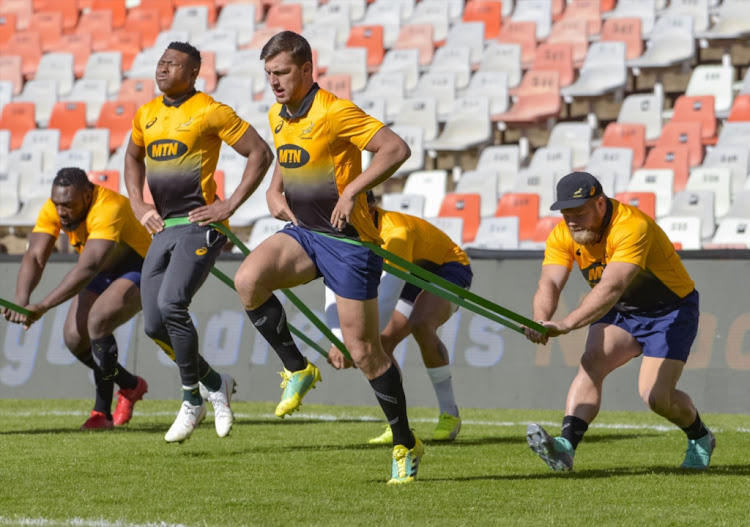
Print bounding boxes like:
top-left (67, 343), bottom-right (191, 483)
top-left (214, 169), bottom-right (225, 201)
top-left (34, 0), bottom-right (79, 31)
top-left (137, 0), bottom-right (175, 30)
top-left (438, 193), bottom-right (482, 244)
top-left (317, 74), bottom-right (352, 101)
top-left (601, 122), bottom-right (646, 169)
top-left (5, 31), bottom-right (42, 78)
top-left (347, 25), bottom-right (385, 72)
top-left (494, 70), bottom-right (561, 125)
top-left (0, 55), bottom-right (23, 96)
top-left (656, 121), bottom-right (704, 167)
top-left (600, 17), bottom-right (643, 61)
top-left (0, 101), bottom-right (36, 149)
top-left (117, 78), bottom-right (156, 108)
top-left (96, 101), bottom-right (137, 152)
top-left (531, 43), bottom-right (575, 87)
top-left (547, 18), bottom-right (589, 68)
top-left (198, 51), bottom-right (216, 93)
top-left (88, 169), bottom-right (120, 193)
top-left (27, 10), bottom-right (62, 52)
top-left (76, 9), bottom-right (113, 52)
top-left (0, 0), bottom-right (31, 31)
top-left (727, 94), bottom-right (750, 122)
top-left (0, 12), bottom-right (17, 48)
top-left (614, 191), bottom-right (656, 219)
top-left (104, 32), bottom-right (141, 72)
top-left (644, 145), bottom-right (690, 193)
top-left (561, 0), bottom-right (601, 35)
top-left (670, 95), bottom-right (717, 145)
top-left (92, 0), bottom-right (126, 28)
top-left (124, 8), bottom-right (161, 49)
top-left (173, 0), bottom-right (217, 25)
top-left (48, 101), bottom-right (87, 150)
top-left (531, 216), bottom-right (565, 243)
top-left (463, 1), bottom-right (503, 40)
top-left (393, 24), bottom-right (435, 67)
top-left (495, 192), bottom-right (540, 241)
top-left (265, 3), bottom-right (302, 33)
top-left (57, 34), bottom-right (92, 79)
top-left (498, 20), bottom-right (537, 69)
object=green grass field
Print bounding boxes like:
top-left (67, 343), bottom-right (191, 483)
top-left (1, 400), bottom-right (748, 527)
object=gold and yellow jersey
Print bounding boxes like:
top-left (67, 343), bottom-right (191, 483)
top-left (33, 185), bottom-right (151, 258)
top-left (131, 91), bottom-right (249, 220)
top-left (269, 84), bottom-right (384, 243)
top-left (543, 199), bottom-right (695, 311)
top-left (377, 207), bottom-right (470, 269)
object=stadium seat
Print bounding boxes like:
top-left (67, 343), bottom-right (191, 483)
top-left (403, 169), bottom-right (447, 218)
top-left (627, 14), bottom-right (694, 71)
top-left (455, 170), bottom-right (499, 218)
top-left (495, 192), bottom-right (540, 240)
top-left (361, 1), bottom-right (401, 48)
top-left (710, 217), bottom-right (750, 248)
top-left (326, 48), bottom-right (368, 93)
top-left (561, 0), bottom-right (602, 35)
top-left (266, 3), bottom-right (303, 33)
top-left (586, 147), bottom-right (633, 194)
top-left (410, 0), bottom-right (450, 42)
top-left (477, 144), bottom-right (521, 193)
top-left (728, 95), bottom-right (750, 122)
top-left (548, 122), bottom-right (592, 170)
top-left (67, 78), bottom-right (107, 126)
top-left (34, 52), bottom-right (74, 97)
top-left (670, 95), bottom-right (717, 145)
top-left (360, 72), bottom-right (405, 121)
top-left (466, 217), bottom-right (521, 250)
top-left (379, 49), bottom-right (419, 92)
top-left (529, 146), bottom-right (574, 186)
top-left (463, 1), bottom-right (503, 40)
top-left (663, 0), bottom-right (709, 32)
top-left (88, 169), bottom-right (120, 193)
top-left (694, 0), bottom-right (750, 41)
top-left (547, 18), bottom-right (589, 68)
top-left (317, 74), bottom-right (352, 101)
top-left (0, 55), bottom-right (23, 97)
top-left (438, 193), bottom-right (482, 244)
top-left (312, 2), bottom-right (352, 46)
top-left (5, 31), bottom-right (42, 78)
top-left (381, 193), bottom-right (426, 217)
top-left (0, 101), bottom-right (36, 150)
top-left (512, 0), bottom-right (552, 40)
top-left (601, 122), bottom-right (646, 169)
top-left (0, 12), bottom-right (17, 48)
top-left (173, 0), bottom-right (217, 25)
top-left (0, 129), bottom-right (10, 173)
top-left (616, 92), bottom-right (663, 145)
top-left (0, 0), bottom-right (30, 31)
top-left (9, 150), bottom-right (44, 200)
top-left (466, 71), bottom-right (509, 116)
top-left (197, 28), bottom-right (238, 75)
top-left (19, 128), bottom-right (57, 170)
top-left (124, 8), bottom-right (160, 49)
top-left (479, 42), bottom-right (522, 89)
top-left (117, 79), bottom-right (155, 108)
top-left (15, 79), bottom-right (57, 127)
top-left (48, 102), bottom-right (87, 151)
top-left (393, 24), bottom-right (435, 67)
top-left (726, 190), bottom-right (750, 218)
top-left (0, 171), bottom-right (20, 219)
top-left (96, 101), bottom-right (137, 152)
top-left (627, 169), bottom-right (674, 217)
top-left (657, 215), bottom-right (703, 250)
top-left (429, 46), bottom-right (472, 91)
top-left (656, 121), bottom-right (704, 167)
top-left (28, 10), bottom-right (63, 52)
top-left (71, 128), bottom-right (110, 171)
top-left (514, 167), bottom-right (557, 216)
top-left (2, 195), bottom-right (51, 228)
top-left (497, 20), bottom-right (537, 69)
top-left (303, 26), bottom-right (336, 74)
top-left (668, 189), bottom-right (716, 240)
top-left (92, 0), bottom-right (126, 29)
top-left (599, 17), bottom-right (643, 60)
top-left (701, 145), bottom-right (750, 195)
top-left (602, 0), bottom-right (654, 36)
top-left (388, 124), bottom-right (425, 175)
top-left (54, 149), bottom-right (92, 173)
top-left (0, 80), bottom-right (11, 115)
top-left (217, 3), bottom-right (258, 46)
top-left (347, 25), bottom-right (385, 72)
top-left (644, 145), bottom-right (691, 192)
top-left (444, 21), bottom-right (485, 68)
top-left (520, 215), bottom-right (564, 249)
top-left (614, 191), bottom-right (657, 219)
top-left (75, 9), bottom-right (113, 52)
top-left (685, 65), bottom-right (735, 119)
top-left (414, 71), bottom-right (458, 121)
top-left (57, 34), bottom-right (92, 79)
top-left (393, 97), bottom-right (439, 142)
top-left (717, 122), bottom-right (750, 150)
top-left (83, 51), bottom-right (122, 97)
top-left (426, 216), bottom-right (464, 247)
top-left (686, 167), bottom-right (732, 218)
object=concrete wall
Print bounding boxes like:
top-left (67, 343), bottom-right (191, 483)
top-left (1, 255), bottom-right (748, 413)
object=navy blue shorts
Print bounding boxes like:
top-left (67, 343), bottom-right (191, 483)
top-left (86, 269), bottom-right (142, 295)
top-left (596, 290), bottom-right (700, 362)
top-left (279, 224), bottom-right (383, 300)
top-left (399, 261), bottom-right (473, 303)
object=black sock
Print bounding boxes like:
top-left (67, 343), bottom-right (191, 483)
top-left (246, 295), bottom-right (306, 372)
top-left (561, 415), bottom-right (589, 450)
top-left (681, 412), bottom-right (709, 440)
top-left (91, 335), bottom-right (137, 390)
top-left (92, 368), bottom-right (114, 419)
top-left (200, 366), bottom-right (222, 392)
top-left (368, 362), bottom-right (414, 449)
top-left (183, 385), bottom-right (202, 406)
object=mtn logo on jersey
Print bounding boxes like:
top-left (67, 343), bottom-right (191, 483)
top-left (582, 262), bottom-right (605, 284)
top-left (277, 145), bottom-right (310, 168)
top-left (148, 139), bottom-right (188, 161)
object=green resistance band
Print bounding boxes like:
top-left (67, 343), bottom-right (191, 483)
top-left (161, 217), bottom-right (349, 359)
top-left (316, 231), bottom-right (547, 336)
top-left (0, 297), bottom-right (32, 317)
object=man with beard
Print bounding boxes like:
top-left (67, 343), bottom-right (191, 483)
top-left (2, 167), bottom-right (149, 429)
top-left (522, 172), bottom-right (714, 471)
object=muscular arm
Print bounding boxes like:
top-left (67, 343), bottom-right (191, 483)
top-left (124, 138), bottom-right (163, 234)
top-left (523, 264), bottom-right (570, 345)
top-left (2, 232), bottom-right (55, 323)
top-left (189, 127), bottom-right (275, 225)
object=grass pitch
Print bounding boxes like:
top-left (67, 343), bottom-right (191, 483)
top-left (0, 400), bottom-right (748, 527)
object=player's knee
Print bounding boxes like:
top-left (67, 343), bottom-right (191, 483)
top-left (63, 327), bottom-right (84, 354)
top-left (86, 311), bottom-right (111, 339)
top-left (640, 387), bottom-right (671, 415)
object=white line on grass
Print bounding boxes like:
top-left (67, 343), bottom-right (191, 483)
top-left (0, 517), bottom-right (191, 527)
top-left (1, 409), bottom-right (747, 434)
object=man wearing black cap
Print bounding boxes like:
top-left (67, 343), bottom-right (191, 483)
top-left (522, 172), bottom-right (714, 472)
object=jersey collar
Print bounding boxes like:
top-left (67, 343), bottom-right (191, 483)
top-left (279, 83), bottom-right (320, 119)
top-left (162, 88), bottom-right (197, 108)
top-left (596, 198), bottom-right (614, 243)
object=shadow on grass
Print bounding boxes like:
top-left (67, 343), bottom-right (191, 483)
top-left (425, 464), bottom-right (750, 482)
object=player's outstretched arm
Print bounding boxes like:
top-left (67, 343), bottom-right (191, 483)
top-left (3, 232), bottom-right (55, 324)
top-left (523, 264), bottom-right (570, 345)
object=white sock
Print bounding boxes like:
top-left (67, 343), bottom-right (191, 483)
top-left (426, 365), bottom-right (458, 417)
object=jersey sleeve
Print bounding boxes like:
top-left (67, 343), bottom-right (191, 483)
top-left (327, 99), bottom-right (384, 151)
top-left (206, 101), bottom-right (250, 147)
top-left (32, 199), bottom-right (61, 238)
top-left (130, 105), bottom-right (146, 147)
top-left (542, 223), bottom-right (575, 270)
top-left (608, 218), bottom-right (650, 268)
top-left (381, 225), bottom-right (415, 270)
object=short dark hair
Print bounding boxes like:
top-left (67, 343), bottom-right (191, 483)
top-left (53, 167), bottom-right (94, 191)
top-left (167, 41), bottom-right (202, 69)
top-left (260, 31), bottom-right (312, 66)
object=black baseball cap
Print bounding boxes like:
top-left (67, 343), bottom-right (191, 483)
top-left (550, 172), bottom-right (603, 210)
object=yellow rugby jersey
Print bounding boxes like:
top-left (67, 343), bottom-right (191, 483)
top-left (33, 186), bottom-right (151, 257)
top-left (269, 84), bottom-right (384, 242)
top-left (131, 91), bottom-right (249, 219)
top-left (377, 207), bottom-right (470, 268)
top-left (543, 199), bottom-right (695, 311)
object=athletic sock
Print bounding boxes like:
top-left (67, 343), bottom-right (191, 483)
top-left (368, 362), bottom-right (414, 449)
top-left (681, 412), bottom-right (709, 440)
top-left (92, 368), bottom-right (114, 420)
top-left (245, 295), bottom-right (306, 372)
top-left (182, 384), bottom-right (202, 406)
top-left (561, 415), bottom-right (589, 450)
top-left (113, 365), bottom-right (138, 391)
top-left (426, 365), bottom-right (459, 417)
top-left (200, 367), bottom-right (222, 392)
top-left (91, 335), bottom-right (138, 389)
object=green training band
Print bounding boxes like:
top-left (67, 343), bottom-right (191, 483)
top-left (0, 297), bottom-right (32, 317)
top-left (316, 231), bottom-right (547, 335)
